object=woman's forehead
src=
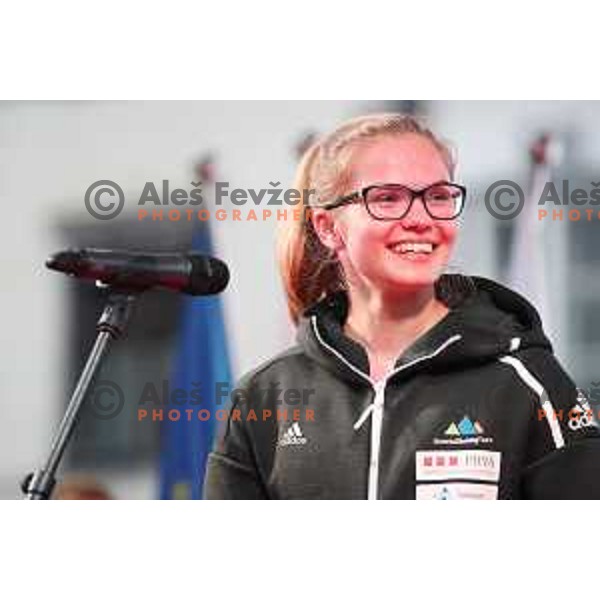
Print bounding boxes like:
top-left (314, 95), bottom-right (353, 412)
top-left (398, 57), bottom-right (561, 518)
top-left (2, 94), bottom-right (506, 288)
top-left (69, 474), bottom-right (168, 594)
top-left (347, 134), bottom-right (450, 187)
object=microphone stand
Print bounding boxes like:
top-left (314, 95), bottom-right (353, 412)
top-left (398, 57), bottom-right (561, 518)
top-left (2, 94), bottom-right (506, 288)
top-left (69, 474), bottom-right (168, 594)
top-left (21, 285), bottom-right (139, 499)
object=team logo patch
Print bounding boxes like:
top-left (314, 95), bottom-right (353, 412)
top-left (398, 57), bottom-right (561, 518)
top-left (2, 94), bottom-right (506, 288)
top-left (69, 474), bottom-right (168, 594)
top-left (416, 482), bottom-right (498, 500)
top-left (416, 449), bottom-right (501, 482)
top-left (433, 415), bottom-right (494, 446)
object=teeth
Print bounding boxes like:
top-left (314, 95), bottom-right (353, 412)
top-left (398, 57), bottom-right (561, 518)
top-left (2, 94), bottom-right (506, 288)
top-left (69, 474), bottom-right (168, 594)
top-left (391, 242), bottom-right (434, 254)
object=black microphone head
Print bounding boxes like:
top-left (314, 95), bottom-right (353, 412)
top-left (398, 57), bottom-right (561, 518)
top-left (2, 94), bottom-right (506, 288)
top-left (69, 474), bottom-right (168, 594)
top-left (46, 248), bottom-right (229, 296)
top-left (186, 253), bottom-right (230, 295)
top-left (45, 249), bottom-right (88, 275)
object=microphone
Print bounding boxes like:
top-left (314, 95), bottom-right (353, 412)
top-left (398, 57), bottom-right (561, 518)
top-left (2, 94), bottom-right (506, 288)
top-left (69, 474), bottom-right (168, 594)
top-left (46, 248), bottom-right (230, 296)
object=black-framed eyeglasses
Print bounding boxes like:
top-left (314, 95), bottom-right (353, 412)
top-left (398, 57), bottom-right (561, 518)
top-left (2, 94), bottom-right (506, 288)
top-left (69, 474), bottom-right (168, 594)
top-left (321, 181), bottom-right (467, 221)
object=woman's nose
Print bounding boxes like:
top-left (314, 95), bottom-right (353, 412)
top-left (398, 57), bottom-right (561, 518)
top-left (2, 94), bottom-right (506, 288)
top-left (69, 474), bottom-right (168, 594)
top-left (399, 197), bottom-right (434, 229)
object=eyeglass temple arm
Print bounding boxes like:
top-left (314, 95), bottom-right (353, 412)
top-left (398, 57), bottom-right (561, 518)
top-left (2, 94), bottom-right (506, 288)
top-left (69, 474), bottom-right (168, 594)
top-left (322, 191), bottom-right (361, 210)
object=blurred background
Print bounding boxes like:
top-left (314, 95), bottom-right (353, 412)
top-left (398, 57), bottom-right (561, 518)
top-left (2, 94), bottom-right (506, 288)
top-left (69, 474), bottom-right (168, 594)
top-left (1, 100), bottom-right (599, 499)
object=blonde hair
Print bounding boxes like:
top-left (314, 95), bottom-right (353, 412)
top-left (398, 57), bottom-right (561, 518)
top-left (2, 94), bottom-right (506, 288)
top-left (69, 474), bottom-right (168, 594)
top-left (278, 113), bottom-right (457, 324)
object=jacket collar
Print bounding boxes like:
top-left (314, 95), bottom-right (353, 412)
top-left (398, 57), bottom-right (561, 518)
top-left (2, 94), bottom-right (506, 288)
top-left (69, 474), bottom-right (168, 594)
top-left (296, 274), bottom-right (552, 384)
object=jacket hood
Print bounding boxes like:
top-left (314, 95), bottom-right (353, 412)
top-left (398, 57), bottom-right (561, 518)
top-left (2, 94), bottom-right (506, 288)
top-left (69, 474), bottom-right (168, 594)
top-left (296, 274), bottom-right (553, 384)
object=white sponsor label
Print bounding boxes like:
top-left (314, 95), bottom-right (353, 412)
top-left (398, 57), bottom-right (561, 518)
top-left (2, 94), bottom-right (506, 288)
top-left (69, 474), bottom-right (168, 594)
top-left (416, 482), bottom-right (498, 500)
top-left (416, 450), bottom-right (501, 482)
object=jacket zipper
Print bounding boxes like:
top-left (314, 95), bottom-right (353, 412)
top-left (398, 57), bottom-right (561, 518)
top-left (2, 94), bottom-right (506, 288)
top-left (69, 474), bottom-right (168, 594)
top-left (311, 316), bottom-right (461, 500)
top-left (367, 379), bottom-right (386, 500)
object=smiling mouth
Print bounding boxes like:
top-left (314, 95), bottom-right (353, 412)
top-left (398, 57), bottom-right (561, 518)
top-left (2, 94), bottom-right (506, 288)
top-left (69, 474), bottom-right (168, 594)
top-left (387, 242), bottom-right (437, 255)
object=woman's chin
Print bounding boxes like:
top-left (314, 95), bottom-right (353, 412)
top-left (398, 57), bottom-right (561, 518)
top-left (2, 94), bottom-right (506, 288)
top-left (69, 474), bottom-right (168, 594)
top-left (373, 273), bottom-right (439, 295)
top-left (382, 263), bottom-right (444, 290)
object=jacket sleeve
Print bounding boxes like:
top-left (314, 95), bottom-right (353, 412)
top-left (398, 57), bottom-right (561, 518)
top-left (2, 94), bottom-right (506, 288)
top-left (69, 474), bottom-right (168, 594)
top-left (203, 385), bottom-right (269, 500)
top-left (513, 347), bottom-right (600, 499)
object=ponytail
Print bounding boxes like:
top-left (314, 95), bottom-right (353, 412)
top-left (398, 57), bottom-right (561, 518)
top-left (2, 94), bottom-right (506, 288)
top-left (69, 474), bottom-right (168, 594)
top-left (277, 142), bottom-right (343, 324)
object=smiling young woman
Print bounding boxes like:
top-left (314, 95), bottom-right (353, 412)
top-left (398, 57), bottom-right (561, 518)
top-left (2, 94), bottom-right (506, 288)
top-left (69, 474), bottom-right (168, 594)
top-left (205, 113), bottom-right (600, 500)
top-left (307, 132), bottom-right (462, 381)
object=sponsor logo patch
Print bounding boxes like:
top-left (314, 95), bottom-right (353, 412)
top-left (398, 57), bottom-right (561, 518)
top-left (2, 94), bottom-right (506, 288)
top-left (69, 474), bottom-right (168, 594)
top-left (416, 482), bottom-right (498, 500)
top-left (433, 415), bottom-right (494, 446)
top-left (416, 449), bottom-right (501, 482)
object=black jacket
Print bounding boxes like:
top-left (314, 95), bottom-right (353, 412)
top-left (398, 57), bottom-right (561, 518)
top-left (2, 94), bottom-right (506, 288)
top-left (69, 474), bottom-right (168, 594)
top-left (205, 275), bottom-right (600, 499)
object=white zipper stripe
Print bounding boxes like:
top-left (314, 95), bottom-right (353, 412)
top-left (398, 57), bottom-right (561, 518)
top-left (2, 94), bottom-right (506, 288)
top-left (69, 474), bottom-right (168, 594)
top-left (365, 334), bottom-right (462, 500)
top-left (499, 355), bottom-right (565, 449)
top-left (367, 380), bottom-right (386, 500)
top-left (310, 316), bottom-right (375, 385)
top-left (311, 316), bottom-right (462, 500)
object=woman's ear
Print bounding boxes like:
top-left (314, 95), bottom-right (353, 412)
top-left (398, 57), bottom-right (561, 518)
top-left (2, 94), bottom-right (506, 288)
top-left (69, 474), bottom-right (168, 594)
top-left (310, 208), bottom-right (344, 251)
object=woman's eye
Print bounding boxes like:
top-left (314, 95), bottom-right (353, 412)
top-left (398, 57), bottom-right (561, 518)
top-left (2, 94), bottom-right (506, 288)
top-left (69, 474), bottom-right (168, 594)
top-left (371, 192), bottom-right (398, 203)
top-left (427, 188), bottom-right (453, 202)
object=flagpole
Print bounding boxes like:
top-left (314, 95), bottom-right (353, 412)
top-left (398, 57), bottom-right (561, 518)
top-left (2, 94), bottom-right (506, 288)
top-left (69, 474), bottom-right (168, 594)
top-left (506, 133), bottom-right (560, 341)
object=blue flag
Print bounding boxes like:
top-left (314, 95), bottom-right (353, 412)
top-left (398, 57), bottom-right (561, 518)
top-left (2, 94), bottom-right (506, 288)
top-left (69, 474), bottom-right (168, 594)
top-left (159, 223), bottom-right (232, 499)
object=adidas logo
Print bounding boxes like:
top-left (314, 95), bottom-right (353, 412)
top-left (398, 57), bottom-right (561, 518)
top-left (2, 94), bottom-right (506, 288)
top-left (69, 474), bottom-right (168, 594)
top-left (433, 415), bottom-right (493, 446)
top-left (278, 422), bottom-right (307, 447)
